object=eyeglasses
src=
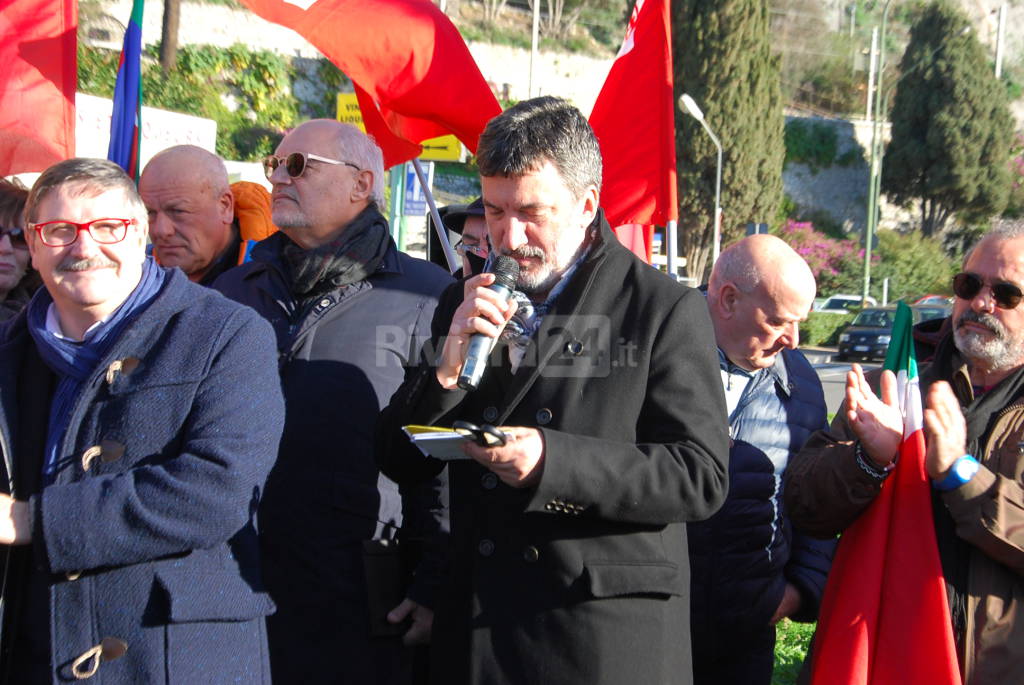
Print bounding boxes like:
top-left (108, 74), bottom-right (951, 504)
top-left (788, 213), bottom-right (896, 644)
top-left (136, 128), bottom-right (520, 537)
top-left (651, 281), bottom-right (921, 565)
top-left (952, 271), bottom-right (1024, 310)
top-left (262, 152), bottom-right (361, 180)
top-left (31, 218), bottom-right (136, 248)
top-left (0, 226), bottom-right (27, 249)
top-left (454, 240), bottom-right (488, 258)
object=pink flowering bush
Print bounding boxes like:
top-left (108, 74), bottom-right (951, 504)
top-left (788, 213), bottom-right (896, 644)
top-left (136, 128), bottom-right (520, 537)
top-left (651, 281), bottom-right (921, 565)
top-left (777, 220), bottom-right (867, 295)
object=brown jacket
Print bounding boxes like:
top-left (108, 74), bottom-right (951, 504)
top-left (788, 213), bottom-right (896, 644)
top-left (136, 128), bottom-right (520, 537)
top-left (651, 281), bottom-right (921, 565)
top-left (785, 337), bottom-right (1024, 685)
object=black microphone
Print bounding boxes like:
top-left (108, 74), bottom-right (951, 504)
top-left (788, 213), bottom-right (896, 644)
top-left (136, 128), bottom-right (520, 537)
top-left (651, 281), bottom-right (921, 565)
top-left (457, 255), bottom-right (520, 391)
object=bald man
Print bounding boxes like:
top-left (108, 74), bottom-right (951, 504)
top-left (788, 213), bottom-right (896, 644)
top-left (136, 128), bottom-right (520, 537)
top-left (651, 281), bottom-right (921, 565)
top-left (688, 235), bottom-right (835, 685)
top-left (214, 120), bottom-right (452, 684)
top-left (140, 145), bottom-right (239, 285)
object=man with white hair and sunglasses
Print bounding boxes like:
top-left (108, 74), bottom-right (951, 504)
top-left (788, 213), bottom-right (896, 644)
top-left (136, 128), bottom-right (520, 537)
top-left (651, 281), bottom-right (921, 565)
top-left (214, 119), bottom-right (452, 684)
top-left (785, 223), bottom-right (1024, 683)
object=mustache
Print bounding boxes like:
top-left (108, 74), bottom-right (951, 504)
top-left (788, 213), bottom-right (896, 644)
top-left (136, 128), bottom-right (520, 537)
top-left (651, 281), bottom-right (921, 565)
top-left (501, 246), bottom-right (545, 261)
top-left (956, 309), bottom-right (1005, 337)
top-left (58, 257), bottom-right (118, 272)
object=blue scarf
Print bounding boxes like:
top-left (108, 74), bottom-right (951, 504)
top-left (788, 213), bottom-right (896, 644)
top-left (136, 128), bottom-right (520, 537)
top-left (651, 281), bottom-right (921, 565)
top-left (27, 257), bottom-right (168, 478)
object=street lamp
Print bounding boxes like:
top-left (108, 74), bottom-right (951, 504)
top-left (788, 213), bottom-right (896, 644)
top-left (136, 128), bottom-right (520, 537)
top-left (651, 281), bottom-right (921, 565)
top-left (862, 0), bottom-right (893, 308)
top-left (679, 93), bottom-right (723, 267)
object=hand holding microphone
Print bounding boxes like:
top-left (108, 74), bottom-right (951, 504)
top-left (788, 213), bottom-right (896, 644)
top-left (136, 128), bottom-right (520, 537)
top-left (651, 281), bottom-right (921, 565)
top-left (436, 256), bottom-right (519, 391)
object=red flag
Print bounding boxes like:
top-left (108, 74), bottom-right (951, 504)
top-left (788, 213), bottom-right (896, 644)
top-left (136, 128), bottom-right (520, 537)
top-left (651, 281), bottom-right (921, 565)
top-left (238, 0), bottom-right (501, 168)
top-left (811, 304), bottom-right (960, 685)
top-left (589, 0), bottom-right (677, 258)
top-left (0, 0), bottom-right (77, 175)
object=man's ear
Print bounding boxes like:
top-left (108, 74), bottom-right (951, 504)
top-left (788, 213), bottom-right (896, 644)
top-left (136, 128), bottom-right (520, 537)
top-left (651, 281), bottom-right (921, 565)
top-left (351, 169), bottom-right (374, 204)
top-left (218, 189), bottom-right (235, 225)
top-left (578, 185), bottom-right (599, 229)
top-left (717, 283), bottom-right (741, 319)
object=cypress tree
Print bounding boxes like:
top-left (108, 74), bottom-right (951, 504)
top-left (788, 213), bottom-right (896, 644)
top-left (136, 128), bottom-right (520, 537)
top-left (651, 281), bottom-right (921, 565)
top-left (880, 1), bottom-right (1013, 237)
top-left (672, 0), bottom-right (784, 282)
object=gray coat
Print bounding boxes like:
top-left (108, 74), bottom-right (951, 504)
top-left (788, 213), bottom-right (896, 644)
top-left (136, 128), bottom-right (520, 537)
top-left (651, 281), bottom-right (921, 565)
top-left (214, 231), bottom-right (453, 682)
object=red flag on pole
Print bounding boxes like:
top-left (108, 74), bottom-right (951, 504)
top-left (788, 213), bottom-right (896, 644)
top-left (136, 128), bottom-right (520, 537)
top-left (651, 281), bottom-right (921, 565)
top-left (0, 0), bottom-right (77, 175)
top-left (810, 303), bottom-right (961, 685)
top-left (238, 0), bottom-right (501, 169)
top-left (589, 0), bottom-right (677, 261)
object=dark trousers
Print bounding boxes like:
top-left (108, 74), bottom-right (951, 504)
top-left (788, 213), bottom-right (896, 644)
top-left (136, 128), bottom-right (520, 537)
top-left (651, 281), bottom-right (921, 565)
top-left (692, 623), bottom-right (776, 685)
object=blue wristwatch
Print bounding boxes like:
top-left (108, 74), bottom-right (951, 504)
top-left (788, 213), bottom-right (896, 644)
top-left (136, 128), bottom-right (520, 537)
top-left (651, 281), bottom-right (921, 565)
top-left (933, 455), bottom-right (980, 492)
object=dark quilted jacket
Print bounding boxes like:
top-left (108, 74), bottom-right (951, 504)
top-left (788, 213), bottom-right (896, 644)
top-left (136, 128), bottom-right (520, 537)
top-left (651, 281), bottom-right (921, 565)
top-left (689, 348), bottom-right (836, 646)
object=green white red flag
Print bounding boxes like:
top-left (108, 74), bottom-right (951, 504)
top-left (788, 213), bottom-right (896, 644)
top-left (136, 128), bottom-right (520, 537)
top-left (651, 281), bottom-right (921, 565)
top-left (810, 301), bottom-right (960, 684)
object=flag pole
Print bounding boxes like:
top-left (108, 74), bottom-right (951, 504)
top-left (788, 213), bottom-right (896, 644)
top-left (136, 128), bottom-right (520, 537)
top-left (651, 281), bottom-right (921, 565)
top-left (665, 219), bottom-right (678, 281)
top-left (411, 158), bottom-right (459, 272)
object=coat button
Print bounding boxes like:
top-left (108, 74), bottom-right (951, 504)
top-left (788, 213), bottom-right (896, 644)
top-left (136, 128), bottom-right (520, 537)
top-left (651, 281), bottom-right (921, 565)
top-left (481, 472), bottom-right (499, 490)
top-left (523, 546), bottom-right (540, 563)
top-left (104, 357), bottom-right (141, 385)
top-left (482, 406), bottom-right (499, 423)
top-left (81, 445), bottom-right (102, 471)
top-left (536, 408), bottom-right (553, 425)
top-left (99, 440), bottom-right (125, 463)
top-left (565, 340), bottom-right (584, 356)
top-left (478, 539), bottom-right (495, 557)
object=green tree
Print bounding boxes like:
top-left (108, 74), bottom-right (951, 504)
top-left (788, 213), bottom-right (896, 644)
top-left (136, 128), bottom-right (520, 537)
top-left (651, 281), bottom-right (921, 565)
top-left (880, 1), bottom-right (1014, 237)
top-left (672, 0), bottom-right (785, 282)
top-left (873, 229), bottom-right (955, 301)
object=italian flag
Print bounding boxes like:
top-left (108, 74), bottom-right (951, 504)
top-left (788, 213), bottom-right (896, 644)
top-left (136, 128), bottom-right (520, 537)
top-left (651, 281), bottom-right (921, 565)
top-left (810, 302), bottom-right (961, 685)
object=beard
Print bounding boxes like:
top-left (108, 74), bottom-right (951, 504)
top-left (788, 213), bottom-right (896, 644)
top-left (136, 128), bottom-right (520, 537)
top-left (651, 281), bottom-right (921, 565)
top-left (953, 309), bottom-right (1024, 371)
top-left (505, 245), bottom-right (560, 295)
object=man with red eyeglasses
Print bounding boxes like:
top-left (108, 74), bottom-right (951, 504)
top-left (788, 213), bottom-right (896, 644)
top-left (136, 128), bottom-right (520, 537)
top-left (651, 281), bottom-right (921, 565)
top-left (785, 223), bottom-right (1024, 683)
top-left (0, 158), bottom-right (285, 682)
top-left (214, 119), bottom-right (452, 685)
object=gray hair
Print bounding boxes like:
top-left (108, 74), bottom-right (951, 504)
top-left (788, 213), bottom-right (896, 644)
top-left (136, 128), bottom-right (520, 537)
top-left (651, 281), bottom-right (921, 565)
top-left (26, 158), bottom-right (145, 223)
top-left (476, 96), bottom-right (602, 199)
top-left (335, 124), bottom-right (385, 207)
top-left (963, 220), bottom-right (1024, 268)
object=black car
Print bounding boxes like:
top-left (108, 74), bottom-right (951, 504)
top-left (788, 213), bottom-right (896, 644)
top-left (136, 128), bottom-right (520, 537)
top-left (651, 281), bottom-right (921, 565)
top-left (836, 305), bottom-right (950, 362)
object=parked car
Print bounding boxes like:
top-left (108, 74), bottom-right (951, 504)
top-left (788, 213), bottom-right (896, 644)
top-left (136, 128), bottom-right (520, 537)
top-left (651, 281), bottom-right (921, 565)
top-left (817, 293), bottom-right (878, 313)
top-left (912, 294), bottom-right (953, 306)
top-left (836, 305), bottom-right (950, 361)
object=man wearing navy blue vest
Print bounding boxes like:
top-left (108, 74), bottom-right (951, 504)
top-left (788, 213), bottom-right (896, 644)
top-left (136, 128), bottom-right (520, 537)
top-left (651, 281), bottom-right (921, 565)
top-left (690, 234), bottom-right (835, 684)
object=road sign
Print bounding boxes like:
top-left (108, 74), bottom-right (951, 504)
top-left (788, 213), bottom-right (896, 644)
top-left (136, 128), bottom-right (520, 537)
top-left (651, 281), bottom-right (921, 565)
top-left (404, 161), bottom-right (435, 216)
top-left (336, 93), bottom-right (366, 133)
top-left (419, 135), bottom-right (463, 162)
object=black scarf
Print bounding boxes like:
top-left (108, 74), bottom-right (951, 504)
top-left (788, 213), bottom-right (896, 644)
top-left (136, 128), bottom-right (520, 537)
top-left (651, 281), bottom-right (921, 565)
top-left (281, 205), bottom-right (390, 298)
top-left (926, 333), bottom-right (1024, 655)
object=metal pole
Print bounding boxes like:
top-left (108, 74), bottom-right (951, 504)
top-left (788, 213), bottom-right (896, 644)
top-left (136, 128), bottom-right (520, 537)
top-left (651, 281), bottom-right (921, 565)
top-left (995, 3), bottom-right (1006, 78)
top-left (665, 220), bottom-right (678, 280)
top-left (412, 158), bottom-right (459, 272)
top-left (863, 0), bottom-right (891, 308)
top-left (866, 28), bottom-right (878, 122)
top-left (529, 1), bottom-right (540, 98)
top-left (711, 135), bottom-right (723, 266)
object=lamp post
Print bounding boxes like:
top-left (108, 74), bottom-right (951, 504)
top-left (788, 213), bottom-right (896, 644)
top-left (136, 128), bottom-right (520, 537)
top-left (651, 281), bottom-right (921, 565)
top-left (862, 0), bottom-right (892, 308)
top-left (863, 4), bottom-right (969, 306)
top-left (679, 93), bottom-right (723, 267)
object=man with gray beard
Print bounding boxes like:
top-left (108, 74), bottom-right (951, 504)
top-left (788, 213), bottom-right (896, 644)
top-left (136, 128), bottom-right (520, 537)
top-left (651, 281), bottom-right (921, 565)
top-left (784, 224), bottom-right (1024, 683)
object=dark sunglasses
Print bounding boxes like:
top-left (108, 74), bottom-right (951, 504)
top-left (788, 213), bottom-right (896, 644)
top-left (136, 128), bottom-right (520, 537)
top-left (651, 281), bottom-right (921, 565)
top-left (952, 272), bottom-right (1024, 310)
top-left (262, 152), bottom-right (360, 180)
top-left (0, 226), bottom-right (27, 248)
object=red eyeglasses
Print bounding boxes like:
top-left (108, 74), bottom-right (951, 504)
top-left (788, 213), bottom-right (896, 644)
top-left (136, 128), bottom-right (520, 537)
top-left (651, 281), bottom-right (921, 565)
top-left (30, 218), bottom-right (136, 247)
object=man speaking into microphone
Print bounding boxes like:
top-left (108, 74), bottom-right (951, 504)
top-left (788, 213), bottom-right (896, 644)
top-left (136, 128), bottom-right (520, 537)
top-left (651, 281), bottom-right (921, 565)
top-left (377, 97), bottom-right (728, 685)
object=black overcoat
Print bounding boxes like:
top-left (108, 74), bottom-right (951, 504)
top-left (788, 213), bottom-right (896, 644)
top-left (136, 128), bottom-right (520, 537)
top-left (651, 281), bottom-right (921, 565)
top-left (378, 216), bottom-right (730, 684)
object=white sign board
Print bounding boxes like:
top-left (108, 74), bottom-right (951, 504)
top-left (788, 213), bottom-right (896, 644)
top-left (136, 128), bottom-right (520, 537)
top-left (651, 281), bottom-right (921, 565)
top-left (75, 92), bottom-right (218, 171)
